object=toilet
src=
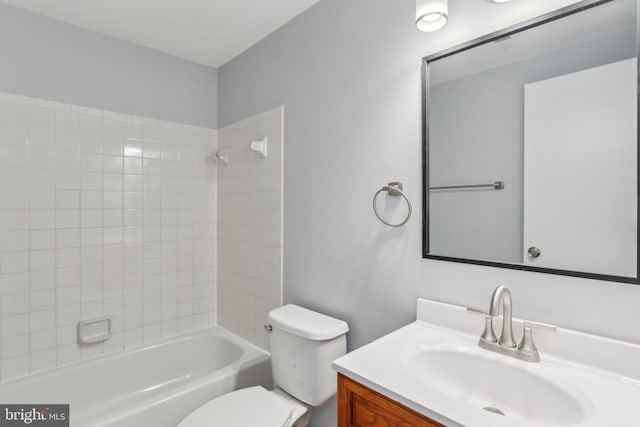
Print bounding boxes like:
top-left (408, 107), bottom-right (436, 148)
top-left (178, 304), bottom-right (349, 427)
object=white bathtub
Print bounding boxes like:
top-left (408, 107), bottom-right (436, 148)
top-left (0, 327), bottom-right (272, 427)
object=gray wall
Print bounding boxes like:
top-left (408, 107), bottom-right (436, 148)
top-left (219, 0), bottom-right (640, 379)
top-left (219, 4), bottom-right (640, 423)
top-left (429, 31), bottom-right (635, 264)
top-left (0, 3), bottom-right (217, 128)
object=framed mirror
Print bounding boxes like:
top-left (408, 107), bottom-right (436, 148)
top-left (422, 0), bottom-right (639, 283)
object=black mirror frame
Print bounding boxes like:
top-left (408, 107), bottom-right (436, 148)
top-left (421, 0), bottom-right (640, 284)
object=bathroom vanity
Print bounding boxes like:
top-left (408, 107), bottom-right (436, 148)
top-left (338, 373), bottom-right (443, 427)
top-left (333, 297), bottom-right (640, 427)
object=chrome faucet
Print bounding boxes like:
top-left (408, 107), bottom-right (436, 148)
top-left (478, 286), bottom-right (540, 363)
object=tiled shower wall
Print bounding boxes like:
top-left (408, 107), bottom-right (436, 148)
top-left (217, 107), bottom-right (283, 350)
top-left (0, 92), bottom-right (217, 380)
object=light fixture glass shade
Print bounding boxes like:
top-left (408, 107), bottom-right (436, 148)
top-left (416, 0), bottom-right (448, 32)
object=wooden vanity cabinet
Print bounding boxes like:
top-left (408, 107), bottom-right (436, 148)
top-left (337, 373), bottom-right (445, 427)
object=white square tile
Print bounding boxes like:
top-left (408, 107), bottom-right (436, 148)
top-left (1, 334), bottom-right (29, 359)
top-left (0, 209), bottom-right (29, 231)
top-left (29, 127), bottom-right (55, 149)
top-left (56, 210), bottom-right (80, 229)
top-left (29, 107), bottom-right (55, 129)
top-left (1, 230), bottom-right (29, 252)
top-left (81, 210), bottom-right (102, 228)
top-left (143, 159), bottom-right (161, 175)
top-left (124, 140), bottom-right (142, 157)
top-left (56, 285), bottom-right (80, 307)
top-left (0, 272), bottom-right (29, 295)
top-left (29, 210), bottom-right (55, 230)
top-left (55, 111), bottom-right (79, 132)
top-left (1, 292), bottom-right (29, 316)
top-left (30, 249), bottom-right (55, 271)
top-left (29, 169), bottom-right (56, 189)
top-left (103, 155), bottom-right (123, 174)
top-left (56, 190), bottom-right (80, 209)
top-left (80, 116), bottom-right (102, 135)
top-left (0, 104), bottom-right (28, 126)
top-left (57, 343), bottom-right (81, 366)
top-left (80, 133), bottom-right (102, 154)
top-left (56, 229), bottom-right (80, 248)
top-left (103, 209), bottom-right (123, 227)
top-left (103, 136), bottom-right (123, 156)
top-left (1, 355), bottom-right (30, 379)
top-left (56, 267), bottom-right (80, 288)
top-left (103, 119), bottom-right (124, 137)
top-left (30, 289), bottom-right (56, 312)
top-left (103, 192), bottom-right (123, 209)
top-left (30, 269), bottom-right (55, 291)
top-left (124, 157), bottom-right (142, 174)
top-left (143, 142), bottom-right (161, 159)
top-left (104, 333), bottom-right (124, 354)
top-left (124, 124), bottom-right (143, 140)
top-left (30, 328), bottom-right (56, 352)
top-left (81, 153), bottom-right (102, 172)
top-left (56, 304), bottom-right (80, 326)
top-left (103, 174), bottom-right (123, 192)
top-left (124, 175), bottom-right (142, 192)
top-left (81, 191), bottom-right (102, 210)
top-left (104, 227), bottom-right (123, 245)
top-left (80, 282), bottom-right (101, 302)
top-left (80, 246), bottom-right (102, 265)
top-left (56, 247), bottom-right (80, 268)
top-left (124, 328), bottom-right (143, 347)
top-left (2, 313), bottom-right (30, 337)
top-left (81, 228), bottom-right (103, 247)
top-left (56, 131), bottom-right (80, 152)
top-left (124, 192), bottom-right (142, 209)
top-left (81, 172), bottom-right (102, 191)
top-left (30, 348), bottom-right (56, 372)
top-left (1, 251), bottom-right (29, 273)
top-left (0, 124), bottom-right (27, 146)
top-left (0, 145), bottom-right (27, 167)
top-left (56, 150), bottom-right (80, 171)
top-left (55, 170), bottom-right (81, 190)
top-left (30, 189), bottom-right (55, 209)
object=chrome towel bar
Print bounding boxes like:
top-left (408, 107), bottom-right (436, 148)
top-left (429, 181), bottom-right (505, 191)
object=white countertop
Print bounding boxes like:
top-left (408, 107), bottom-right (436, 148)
top-left (333, 298), bottom-right (640, 427)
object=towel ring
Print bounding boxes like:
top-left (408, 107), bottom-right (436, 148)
top-left (373, 182), bottom-right (412, 227)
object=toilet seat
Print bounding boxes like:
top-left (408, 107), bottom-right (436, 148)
top-left (178, 386), bottom-right (308, 427)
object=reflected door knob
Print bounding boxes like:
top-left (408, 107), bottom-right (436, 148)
top-left (528, 247), bottom-right (541, 258)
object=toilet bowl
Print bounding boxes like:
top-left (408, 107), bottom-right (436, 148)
top-left (177, 386), bottom-right (310, 427)
top-left (177, 304), bottom-right (348, 427)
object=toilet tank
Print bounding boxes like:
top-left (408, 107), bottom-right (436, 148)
top-left (268, 305), bottom-right (349, 406)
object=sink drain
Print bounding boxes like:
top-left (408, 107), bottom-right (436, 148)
top-left (483, 407), bottom-right (506, 416)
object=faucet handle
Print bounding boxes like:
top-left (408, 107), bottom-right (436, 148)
top-left (479, 317), bottom-right (497, 344)
top-left (517, 326), bottom-right (541, 362)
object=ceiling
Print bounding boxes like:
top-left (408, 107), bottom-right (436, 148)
top-left (0, 0), bottom-right (322, 68)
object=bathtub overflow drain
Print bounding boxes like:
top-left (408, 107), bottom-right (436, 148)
top-left (483, 407), bottom-right (505, 416)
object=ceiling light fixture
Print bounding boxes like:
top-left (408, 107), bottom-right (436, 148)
top-left (416, 0), bottom-right (448, 32)
top-left (489, 0), bottom-right (513, 3)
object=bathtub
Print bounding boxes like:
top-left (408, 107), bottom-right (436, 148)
top-left (0, 327), bottom-right (272, 427)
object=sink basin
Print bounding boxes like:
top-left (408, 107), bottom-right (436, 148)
top-left (333, 298), bottom-right (640, 427)
top-left (408, 348), bottom-right (587, 425)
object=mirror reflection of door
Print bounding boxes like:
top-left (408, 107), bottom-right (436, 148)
top-left (523, 58), bottom-right (637, 277)
top-left (424, 0), bottom-right (638, 282)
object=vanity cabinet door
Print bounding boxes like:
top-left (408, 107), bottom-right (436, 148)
top-left (338, 374), bottom-right (444, 427)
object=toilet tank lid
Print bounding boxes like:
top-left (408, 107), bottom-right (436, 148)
top-left (268, 304), bottom-right (349, 340)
